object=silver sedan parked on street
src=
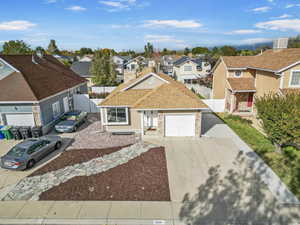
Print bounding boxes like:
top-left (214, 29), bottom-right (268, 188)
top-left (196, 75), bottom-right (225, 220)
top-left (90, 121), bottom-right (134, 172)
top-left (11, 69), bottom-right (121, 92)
top-left (0, 136), bottom-right (62, 171)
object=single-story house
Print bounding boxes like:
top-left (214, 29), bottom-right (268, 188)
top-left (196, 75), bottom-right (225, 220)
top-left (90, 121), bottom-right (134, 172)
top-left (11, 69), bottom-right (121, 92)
top-left (99, 72), bottom-right (208, 138)
top-left (70, 61), bottom-right (93, 87)
top-left (0, 54), bottom-right (88, 133)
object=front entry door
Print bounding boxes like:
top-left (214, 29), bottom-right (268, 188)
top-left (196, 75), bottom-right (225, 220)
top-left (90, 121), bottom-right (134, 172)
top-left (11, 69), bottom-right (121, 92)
top-left (145, 111), bottom-right (158, 128)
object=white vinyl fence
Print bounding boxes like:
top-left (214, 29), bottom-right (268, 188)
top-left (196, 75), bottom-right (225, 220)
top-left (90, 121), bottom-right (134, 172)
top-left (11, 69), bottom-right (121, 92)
top-left (202, 99), bottom-right (225, 113)
top-left (91, 86), bottom-right (116, 94)
top-left (73, 94), bottom-right (104, 113)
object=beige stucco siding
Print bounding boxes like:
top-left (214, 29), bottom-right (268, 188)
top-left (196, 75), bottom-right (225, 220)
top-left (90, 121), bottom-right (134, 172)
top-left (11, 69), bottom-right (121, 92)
top-left (104, 109), bottom-right (141, 133)
top-left (131, 75), bottom-right (165, 89)
top-left (282, 63), bottom-right (300, 88)
top-left (212, 60), bottom-right (227, 99)
top-left (255, 70), bottom-right (280, 97)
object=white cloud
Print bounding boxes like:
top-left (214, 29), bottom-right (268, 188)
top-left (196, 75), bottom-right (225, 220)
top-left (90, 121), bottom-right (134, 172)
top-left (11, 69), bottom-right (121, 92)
top-left (99, 0), bottom-right (146, 11)
top-left (0, 20), bottom-right (36, 31)
top-left (271, 14), bottom-right (292, 19)
top-left (239, 38), bottom-right (273, 44)
top-left (252, 6), bottom-right (271, 13)
top-left (145, 34), bottom-right (188, 48)
top-left (45, 0), bottom-right (57, 3)
top-left (143, 20), bottom-right (202, 29)
top-left (286, 4), bottom-right (300, 8)
top-left (227, 29), bottom-right (262, 35)
top-left (267, 0), bottom-right (274, 2)
top-left (256, 19), bottom-right (300, 32)
top-left (66, 6), bottom-right (87, 11)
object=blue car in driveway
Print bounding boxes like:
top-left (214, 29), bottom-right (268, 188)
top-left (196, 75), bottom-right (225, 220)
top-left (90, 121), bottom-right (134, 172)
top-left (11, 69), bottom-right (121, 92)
top-left (55, 111), bottom-right (87, 133)
top-left (0, 136), bottom-right (62, 171)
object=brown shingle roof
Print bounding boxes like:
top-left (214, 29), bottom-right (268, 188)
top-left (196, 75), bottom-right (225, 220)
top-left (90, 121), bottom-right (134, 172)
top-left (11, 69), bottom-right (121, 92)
top-left (227, 78), bottom-right (256, 91)
top-left (100, 72), bottom-right (208, 109)
top-left (0, 55), bottom-right (87, 101)
top-left (223, 48), bottom-right (300, 72)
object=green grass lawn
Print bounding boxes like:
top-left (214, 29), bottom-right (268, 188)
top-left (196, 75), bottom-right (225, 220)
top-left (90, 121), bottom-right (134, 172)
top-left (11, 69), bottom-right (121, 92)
top-left (218, 113), bottom-right (300, 199)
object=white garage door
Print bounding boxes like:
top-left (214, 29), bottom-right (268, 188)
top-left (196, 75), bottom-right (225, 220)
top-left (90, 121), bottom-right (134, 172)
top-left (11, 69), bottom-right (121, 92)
top-left (5, 113), bottom-right (35, 126)
top-left (165, 114), bottom-right (195, 137)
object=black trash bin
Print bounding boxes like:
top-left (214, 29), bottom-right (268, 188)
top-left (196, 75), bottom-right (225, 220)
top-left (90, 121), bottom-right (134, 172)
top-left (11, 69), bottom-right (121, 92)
top-left (9, 127), bottom-right (22, 140)
top-left (31, 126), bottom-right (43, 138)
top-left (20, 126), bottom-right (32, 139)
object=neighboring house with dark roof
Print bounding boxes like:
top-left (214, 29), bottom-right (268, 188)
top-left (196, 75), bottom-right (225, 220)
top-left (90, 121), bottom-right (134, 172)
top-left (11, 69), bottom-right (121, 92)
top-left (173, 56), bottom-right (211, 84)
top-left (212, 47), bottom-right (300, 115)
top-left (99, 71), bottom-right (208, 138)
top-left (0, 54), bottom-right (88, 133)
top-left (70, 61), bottom-right (93, 87)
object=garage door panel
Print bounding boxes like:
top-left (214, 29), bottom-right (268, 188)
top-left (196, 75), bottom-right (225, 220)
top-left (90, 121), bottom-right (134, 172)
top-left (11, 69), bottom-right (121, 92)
top-left (5, 114), bottom-right (35, 126)
top-left (165, 114), bottom-right (195, 137)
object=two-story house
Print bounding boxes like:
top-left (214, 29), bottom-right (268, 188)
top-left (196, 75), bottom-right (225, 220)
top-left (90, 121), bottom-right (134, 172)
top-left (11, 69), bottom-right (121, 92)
top-left (112, 55), bottom-right (131, 77)
top-left (0, 54), bottom-right (88, 134)
top-left (212, 47), bottom-right (300, 115)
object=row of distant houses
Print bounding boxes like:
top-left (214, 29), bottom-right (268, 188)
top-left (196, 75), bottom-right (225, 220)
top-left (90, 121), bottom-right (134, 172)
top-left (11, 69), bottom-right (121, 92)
top-left (70, 53), bottom-right (213, 92)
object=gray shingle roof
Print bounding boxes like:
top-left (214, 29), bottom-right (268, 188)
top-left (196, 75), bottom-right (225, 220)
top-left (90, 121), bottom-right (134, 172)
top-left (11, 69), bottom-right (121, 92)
top-left (70, 61), bottom-right (91, 78)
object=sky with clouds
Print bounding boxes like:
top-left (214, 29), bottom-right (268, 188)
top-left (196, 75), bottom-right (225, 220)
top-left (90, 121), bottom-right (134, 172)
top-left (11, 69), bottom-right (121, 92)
top-left (1, 0), bottom-right (300, 51)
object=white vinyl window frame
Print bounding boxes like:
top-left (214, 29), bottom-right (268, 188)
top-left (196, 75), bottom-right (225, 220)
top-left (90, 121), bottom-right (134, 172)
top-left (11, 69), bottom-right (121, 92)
top-left (105, 107), bottom-right (129, 125)
top-left (289, 70), bottom-right (300, 87)
top-left (52, 101), bottom-right (61, 118)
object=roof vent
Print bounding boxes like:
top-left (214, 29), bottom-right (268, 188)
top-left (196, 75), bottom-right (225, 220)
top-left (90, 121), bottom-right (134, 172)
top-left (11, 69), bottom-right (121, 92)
top-left (273, 38), bottom-right (288, 49)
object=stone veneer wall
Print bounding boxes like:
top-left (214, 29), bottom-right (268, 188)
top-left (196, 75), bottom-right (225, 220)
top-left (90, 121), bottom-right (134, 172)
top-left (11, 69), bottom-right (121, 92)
top-left (32, 104), bottom-right (42, 126)
top-left (195, 112), bottom-right (201, 137)
top-left (157, 112), bottom-right (165, 136)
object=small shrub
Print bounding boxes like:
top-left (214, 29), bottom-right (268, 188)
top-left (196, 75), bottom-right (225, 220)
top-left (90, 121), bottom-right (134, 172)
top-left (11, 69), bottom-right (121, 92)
top-left (256, 93), bottom-right (300, 149)
top-left (89, 92), bottom-right (110, 99)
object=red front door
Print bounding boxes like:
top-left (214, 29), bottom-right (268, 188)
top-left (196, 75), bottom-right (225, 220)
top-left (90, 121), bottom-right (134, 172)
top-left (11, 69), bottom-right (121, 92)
top-left (247, 93), bottom-right (254, 107)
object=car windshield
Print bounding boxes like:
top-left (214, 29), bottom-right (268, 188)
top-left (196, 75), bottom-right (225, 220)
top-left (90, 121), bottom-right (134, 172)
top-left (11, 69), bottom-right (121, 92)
top-left (7, 146), bottom-right (26, 157)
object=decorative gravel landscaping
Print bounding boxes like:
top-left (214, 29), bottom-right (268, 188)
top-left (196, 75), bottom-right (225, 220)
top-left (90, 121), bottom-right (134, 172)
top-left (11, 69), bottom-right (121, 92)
top-left (39, 146), bottom-right (170, 201)
top-left (3, 143), bottom-right (170, 201)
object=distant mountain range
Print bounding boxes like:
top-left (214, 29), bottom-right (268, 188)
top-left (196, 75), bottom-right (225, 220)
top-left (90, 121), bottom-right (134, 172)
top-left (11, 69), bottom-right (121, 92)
top-left (234, 42), bottom-right (273, 50)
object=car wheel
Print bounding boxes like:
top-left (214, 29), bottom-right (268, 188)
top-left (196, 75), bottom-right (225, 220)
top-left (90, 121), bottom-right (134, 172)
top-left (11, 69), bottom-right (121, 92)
top-left (73, 126), bottom-right (77, 132)
top-left (55, 141), bottom-right (62, 150)
top-left (26, 159), bottom-right (36, 169)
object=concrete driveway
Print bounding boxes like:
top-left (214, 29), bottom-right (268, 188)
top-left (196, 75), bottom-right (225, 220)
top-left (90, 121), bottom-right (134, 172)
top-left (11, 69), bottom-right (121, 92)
top-left (0, 136), bottom-right (73, 197)
top-left (145, 137), bottom-right (300, 224)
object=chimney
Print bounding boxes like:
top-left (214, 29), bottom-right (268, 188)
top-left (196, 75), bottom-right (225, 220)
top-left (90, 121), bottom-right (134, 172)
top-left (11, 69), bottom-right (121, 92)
top-left (273, 38), bottom-right (288, 49)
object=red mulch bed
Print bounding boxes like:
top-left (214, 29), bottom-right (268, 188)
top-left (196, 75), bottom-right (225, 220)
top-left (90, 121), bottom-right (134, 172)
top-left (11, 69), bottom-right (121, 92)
top-left (29, 146), bottom-right (127, 177)
top-left (37, 147), bottom-right (171, 201)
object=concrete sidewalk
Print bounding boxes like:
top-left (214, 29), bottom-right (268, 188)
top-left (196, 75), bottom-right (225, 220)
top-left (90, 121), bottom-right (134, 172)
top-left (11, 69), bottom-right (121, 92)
top-left (0, 201), bottom-right (177, 225)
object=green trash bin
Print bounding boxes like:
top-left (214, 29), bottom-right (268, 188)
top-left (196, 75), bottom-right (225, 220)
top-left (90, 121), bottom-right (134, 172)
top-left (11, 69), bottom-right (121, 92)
top-left (1, 126), bottom-right (13, 140)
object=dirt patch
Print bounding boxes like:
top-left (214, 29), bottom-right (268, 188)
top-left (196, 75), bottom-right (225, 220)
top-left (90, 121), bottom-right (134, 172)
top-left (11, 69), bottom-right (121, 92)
top-left (29, 146), bottom-right (127, 177)
top-left (38, 147), bottom-right (170, 201)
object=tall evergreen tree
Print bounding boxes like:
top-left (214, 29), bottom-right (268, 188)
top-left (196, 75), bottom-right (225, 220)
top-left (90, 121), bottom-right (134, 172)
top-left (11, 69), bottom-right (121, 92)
top-left (47, 40), bottom-right (60, 54)
top-left (144, 42), bottom-right (154, 57)
top-left (2, 40), bottom-right (32, 55)
top-left (90, 50), bottom-right (117, 86)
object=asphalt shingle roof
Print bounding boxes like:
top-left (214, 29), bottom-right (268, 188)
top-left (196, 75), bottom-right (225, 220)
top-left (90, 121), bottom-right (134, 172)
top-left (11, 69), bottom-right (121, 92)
top-left (0, 55), bottom-right (87, 101)
top-left (70, 61), bottom-right (91, 78)
top-left (100, 71), bottom-right (208, 109)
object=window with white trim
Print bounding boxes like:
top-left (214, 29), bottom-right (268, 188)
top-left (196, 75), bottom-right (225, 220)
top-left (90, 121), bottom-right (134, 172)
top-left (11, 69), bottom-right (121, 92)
top-left (52, 101), bottom-right (61, 118)
top-left (107, 107), bottom-right (128, 124)
top-left (184, 65), bottom-right (192, 72)
top-left (234, 71), bottom-right (242, 77)
top-left (290, 71), bottom-right (300, 86)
